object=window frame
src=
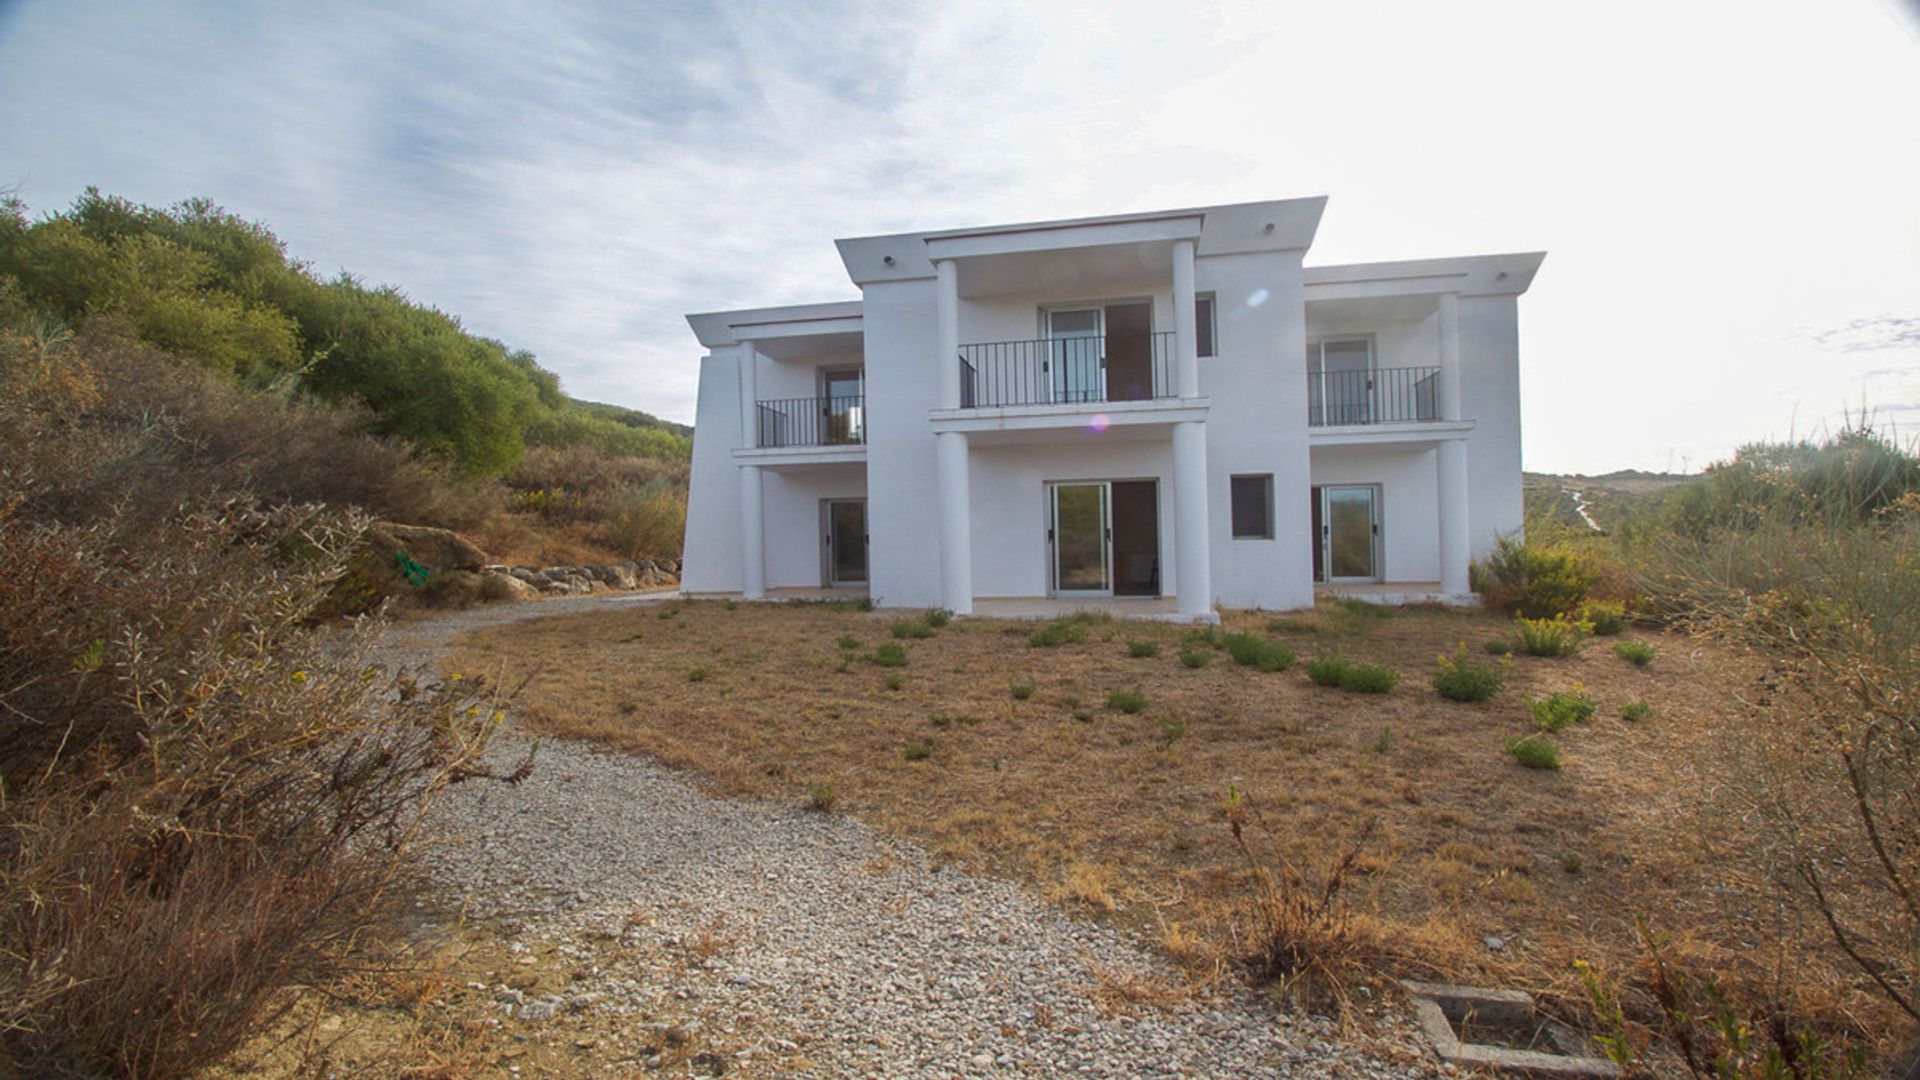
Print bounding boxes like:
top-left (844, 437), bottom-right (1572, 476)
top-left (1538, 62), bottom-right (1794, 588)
top-left (1195, 293), bottom-right (1217, 358)
top-left (1229, 473), bottom-right (1275, 540)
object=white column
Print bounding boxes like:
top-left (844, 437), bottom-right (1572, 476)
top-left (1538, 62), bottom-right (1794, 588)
top-left (1171, 239), bottom-right (1199, 398)
top-left (737, 341), bottom-right (760, 447)
top-left (1171, 420), bottom-right (1211, 618)
top-left (936, 431), bottom-right (972, 614)
top-left (1437, 441), bottom-right (1470, 595)
top-left (1437, 291), bottom-right (1461, 420)
top-left (740, 464), bottom-right (765, 599)
top-left (936, 259), bottom-right (960, 409)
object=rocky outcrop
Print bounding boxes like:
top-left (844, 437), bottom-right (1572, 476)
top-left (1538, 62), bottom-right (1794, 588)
top-left (488, 559), bottom-right (678, 600)
top-left (368, 521), bottom-right (490, 572)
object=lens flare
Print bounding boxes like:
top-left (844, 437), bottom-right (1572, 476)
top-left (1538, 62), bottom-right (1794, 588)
top-left (1247, 288), bottom-right (1269, 307)
top-left (1088, 413), bottom-right (1111, 431)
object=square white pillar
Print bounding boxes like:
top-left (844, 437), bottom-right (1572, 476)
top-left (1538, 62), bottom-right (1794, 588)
top-left (1172, 239), bottom-right (1199, 399)
top-left (1172, 420), bottom-right (1212, 617)
top-left (740, 463), bottom-right (765, 599)
top-left (936, 430), bottom-right (972, 613)
top-left (1437, 291), bottom-right (1461, 421)
top-left (1437, 440), bottom-right (1470, 596)
top-left (936, 259), bottom-right (960, 410)
top-left (737, 341), bottom-right (760, 447)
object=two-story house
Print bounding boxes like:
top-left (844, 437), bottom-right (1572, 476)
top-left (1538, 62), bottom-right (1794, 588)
top-left (681, 197), bottom-right (1543, 619)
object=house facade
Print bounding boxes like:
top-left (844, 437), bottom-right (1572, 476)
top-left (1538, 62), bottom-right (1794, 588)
top-left (681, 197), bottom-right (1543, 618)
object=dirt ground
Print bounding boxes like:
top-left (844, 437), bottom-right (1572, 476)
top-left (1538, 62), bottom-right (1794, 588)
top-left (447, 598), bottom-right (1902, 1059)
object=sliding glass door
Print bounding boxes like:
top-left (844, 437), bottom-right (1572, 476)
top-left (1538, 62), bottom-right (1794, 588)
top-left (1049, 482), bottom-right (1111, 595)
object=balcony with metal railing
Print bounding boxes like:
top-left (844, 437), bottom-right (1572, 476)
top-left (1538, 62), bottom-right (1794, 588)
top-left (1308, 366), bottom-right (1440, 426)
top-left (754, 394), bottom-right (866, 448)
top-left (957, 332), bottom-right (1177, 409)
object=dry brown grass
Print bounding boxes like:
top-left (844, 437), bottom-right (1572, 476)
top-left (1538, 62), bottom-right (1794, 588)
top-left (447, 598), bottom-right (1908, 1058)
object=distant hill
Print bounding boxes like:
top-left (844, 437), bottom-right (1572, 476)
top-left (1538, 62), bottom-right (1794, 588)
top-left (571, 397), bottom-right (691, 439)
top-left (1524, 470), bottom-right (1692, 534)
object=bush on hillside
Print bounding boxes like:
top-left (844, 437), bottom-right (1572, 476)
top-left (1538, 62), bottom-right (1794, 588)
top-left (1470, 534), bottom-right (1601, 618)
top-left (603, 479), bottom-right (687, 560)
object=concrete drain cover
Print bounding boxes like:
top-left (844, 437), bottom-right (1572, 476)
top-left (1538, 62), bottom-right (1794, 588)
top-left (1402, 980), bottom-right (1621, 1078)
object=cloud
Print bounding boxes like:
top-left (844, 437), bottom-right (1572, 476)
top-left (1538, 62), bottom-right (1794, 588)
top-left (1813, 315), bottom-right (1920, 353)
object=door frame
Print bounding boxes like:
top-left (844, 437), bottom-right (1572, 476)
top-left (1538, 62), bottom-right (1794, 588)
top-left (1040, 298), bottom-right (1155, 405)
top-left (1315, 483), bottom-right (1383, 584)
top-left (1045, 481), bottom-right (1113, 598)
top-left (820, 498), bottom-right (869, 587)
top-left (1307, 335), bottom-right (1377, 426)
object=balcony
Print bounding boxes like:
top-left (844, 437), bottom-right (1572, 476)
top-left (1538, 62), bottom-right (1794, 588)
top-left (755, 395), bottom-right (865, 448)
top-left (958, 332), bottom-right (1176, 409)
top-left (1308, 366), bottom-right (1439, 426)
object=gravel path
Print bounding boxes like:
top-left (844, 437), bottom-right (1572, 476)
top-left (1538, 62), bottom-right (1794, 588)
top-left (399, 594), bottom-right (1440, 1078)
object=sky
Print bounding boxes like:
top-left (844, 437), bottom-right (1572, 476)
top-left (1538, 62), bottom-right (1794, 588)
top-left (1, 0), bottom-right (1917, 474)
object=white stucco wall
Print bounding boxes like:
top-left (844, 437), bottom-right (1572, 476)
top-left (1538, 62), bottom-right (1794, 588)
top-left (681, 353), bottom-right (744, 593)
top-left (857, 278), bottom-right (944, 608)
top-left (1309, 445), bottom-right (1443, 583)
top-left (968, 439), bottom-right (1178, 599)
top-left (762, 466), bottom-right (868, 588)
top-left (1457, 296), bottom-right (1525, 555)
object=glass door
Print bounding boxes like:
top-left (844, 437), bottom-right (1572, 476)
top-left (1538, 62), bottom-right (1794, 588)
top-left (1309, 339), bottom-right (1374, 425)
top-left (820, 367), bottom-right (864, 444)
top-left (1047, 309), bottom-right (1104, 404)
top-left (1321, 486), bottom-right (1379, 582)
top-left (825, 499), bottom-right (868, 586)
top-left (1048, 482), bottom-right (1111, 595)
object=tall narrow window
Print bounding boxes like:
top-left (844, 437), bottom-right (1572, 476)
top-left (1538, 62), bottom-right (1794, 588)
top-left (1230, 474), bottom-right (1274, 539)
top-left (1195, 295), bottom-right (1216, 358)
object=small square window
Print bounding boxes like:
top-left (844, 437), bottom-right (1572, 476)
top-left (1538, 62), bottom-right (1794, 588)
top-left (1196, 296), bottom-right (1217, 358)
top-left (1230, 474), bottom-right (1274, 539)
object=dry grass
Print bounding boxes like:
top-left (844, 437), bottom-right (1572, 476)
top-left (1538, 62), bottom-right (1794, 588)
top-left (448, 598), bottom-right (1907, 1058)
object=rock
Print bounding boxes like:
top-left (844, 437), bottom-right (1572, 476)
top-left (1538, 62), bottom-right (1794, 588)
top-left (1484, 935), bottom-right (1506, 952)
top-left (370, 521), bottom-right (490, 572)
top-left (486, 572), bottom-right (541, 601)
top-left (506, 970), bottom-right (539, 991)
top-left (520, 999), bottom-right (558, 1022)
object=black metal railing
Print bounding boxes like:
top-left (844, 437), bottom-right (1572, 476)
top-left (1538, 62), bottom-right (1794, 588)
top-left (754, 395), bottom-right (866, 448)
top-left (957, 331), bottom-right (1177, 409)
top-left (1308, 366), bottom-right (1440, 426)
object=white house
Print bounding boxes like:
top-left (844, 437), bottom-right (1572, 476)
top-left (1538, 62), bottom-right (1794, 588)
top-left (681, 197), bottom-right (1543, 619)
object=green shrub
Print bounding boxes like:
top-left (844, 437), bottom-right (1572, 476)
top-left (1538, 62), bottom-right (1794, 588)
top-left (1472, 535), bottom-right (1600, 618)
top-left (884, 674), bottom-right (904, 691)
top-left (1513, 615), bottom-right (1589, 657)
top-left (1222, 632), bottom-right (1295, 672)
top-left (1030, 619), bottom-right (1089, 647)
top-left (836, 634), bottom-right (859, 650)
top-left (925, 608), bottom-right (953, 628)
top-left (1614, 639), bottom-right (1657, 666)
top-left (1370, 726), bottom-right (1393, 753)
top-left (723, 599), bottom-right (738, 611)
top-left (1181, 625), bottom-right (1220, 650)
top-left (1484, 638), bottom-right (1516, 656)
top-left (1339, 663), bottom-right (1400, 694)
top-left (1432, 646), bottom-right (1506, 702)
top-left (1107, 690), bottom-right (1147, 714)
top-left (687, 665), bottom-right (710, 683)
top-left (1305, 656), bottom-right (1352, 687)
top-left (1578, 600), bottom-right (1628, 636)
top-left (604, 480), bottom-right (687, 560)
top-left (1529, 688), bottom-right (1597, 732)
top-left (1160, 720), bottom-right (1187, 746)
top-left (1506, 734), bottom-right (1562, 769)
top-left (1178, 647), bottom-right (1213, 669)
top-left (1072, 708), bottom-right (1093, 723)
top-left (870, 643), bottom-right (908, 668)
top-left (1620, 700), bottom-right (1651, 722)
top-left (1010, 683), bottom-right (1034, 700)
top-left (903, 742), bottom-right (932, 762)
top-left (1126, 639), bottom-right (1160, 658)
top-left (806, 781), bottom-right (838, 811)
top-left (892, 620), bottom-right (933, 640)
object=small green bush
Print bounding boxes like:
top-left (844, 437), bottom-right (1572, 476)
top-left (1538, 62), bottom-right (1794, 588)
top-left (1180, 625), bottom-right (1220, 650)
top-left (1578, 600), bottom-right (1627, 636)
top-left (836, 634), bottom-right (859, 650)
top-left (925, 608), bottom-right (954, 628)
top-left (870, 643), bottom-right (908, 668)
top-left (1613, 639), bottom-right (1657, 666)
top-left (1339, 663), bottom-right (1400, 694)
top-left (1513, 615), bottom-right (1589, 657)
top-left (903, 742), bottom-right (932, 762)
top-left (1432, 647), bottom-right (1506, 702)
top-left (1305, 656), bottom-right (1352, 687)
top-left (1126, 639), bottom-right (1160, 658)
top-left (1160, 720), bottom-right (1187, 746)
top-left (687, 666), bottom-right (710, 683)
top-left (1222, 632), bottom-right (1294, 672)
top-left (892, 620), bottom-right (933, 640)
top-left (806, 781), bottom-right (838, 811)
top-left (1072, 707), bottom-right (1093, 723)
top-left (1620, 700), bottom-right (1651, 722)
top-left (1484, 638), bottom-right (1516, 656)
top-left (1506, 734), bottom-right (1562, 769)
top-left (1010, 683), bottom-right (1035, 700)
top-left (723, 599), bottom-right (738, 611)
top-left (1107, 690), bottom-right (1147, 714)
top-left (1472, 535), bottom-right (1601, 618)
top-left (1529, 688), bottom-right (1597, 732)
top-left (1370, 726), bottom-right (1393, 753)
top-left (1030, 619), bottom-right (1089, 647)
top-left (1178, 647), bottom-right (1213, 669)
top-left (884, 674), bottom-right (904, 691)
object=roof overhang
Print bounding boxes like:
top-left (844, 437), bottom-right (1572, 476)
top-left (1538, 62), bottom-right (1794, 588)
top-left (1304, 252), bottom-right (1546, 302)
top-left (686, 300), bottom-right (863, 359)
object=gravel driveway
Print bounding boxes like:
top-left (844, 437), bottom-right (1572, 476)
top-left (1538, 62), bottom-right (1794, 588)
top-left (398, 594), bottom-right (1437, 1078)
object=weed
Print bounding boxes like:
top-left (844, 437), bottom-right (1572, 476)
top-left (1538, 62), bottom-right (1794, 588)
top-left (1614, 639), bottom-right (1657, 666)
top-left (1559, 851), bottom-right (1584, 874)
top-left (892, 620), bottom-right (933, 640)
top-left (1432, 646), bottom-right (1506, 702)
top-left (1107, 690), bottom-right (1147, 714)
top-left (1339, 663), bottom-right (1400, 694)
top-left (870, 643), bottom-right (908, 668)
top-left (1484, 638), bottom-right (1516, 656)
top-left (1305, 656), bottom-right (1351, 687)
top-left (1506, 734), bottom-right (1562, 769)
top-left (806, 781), bottom-right (838, 812)
top-left (657, 605), bottom-right (680, 620)
top-left (1178, 647), bottom-right (1213, 669)
top-left (724, 599), bottom-right (738, 611)
top-left (687, 665), bottom-right (710, 683)
top-left (1223, 632), bottom-right (1295, 672)
top-left (1579, 600), bottom-right (1627, 636)
top-left (903, 742), bottom-right (932, 762)
top-left (1161, 720), bottom-right (1188, 747)
top-left (1370, 726), bottom-right (1393, 753)
top-left (930, 714), bottom-right (952, 729)
top-left (1529, 688), bottom-right (1597, 732)
top-left (885, 674), bottom-right (904, 691)
top-left (1072, 708), bottom-right (1093, 723)
top-left (618, 701), bottom-right (638, 715)
top-left (836, 634), bottom-right (859, 650)
top-left (1030, 619), bottom-right (1089, 647)
top-left (925, 608), bottom-right (954, 628)
top-left (1010, 682), bottom-right (1035, 700)
top-left (1620, 700), bottom-right (1651, 722)
top-left (1513, 614), bottom-right (1589, 657)
top-left (1181, 625), bottom-right (1220, 650)
top-left (1126, 638), bottom-right (1160, 658)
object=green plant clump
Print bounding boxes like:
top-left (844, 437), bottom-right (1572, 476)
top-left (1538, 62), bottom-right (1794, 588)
top-left (1305, 655), bottom-right (1351, 687)
top-left (1339, 662), bottom-right (1400, 694)
top-left (1126, 639), bottom-right (1160, 658)
top-left (1506, 734), bottom-right (1562, 770)
top-left (884, 674), bottom-right (904, 691)
top-left (806, 781), bottom-right (838, 811)
top-left (1620, 700), bottom-right (1652, 722)
top-left (892, 620), bottom-right (933, 640)
top-left (870, 643), bottom-right (908, 668)
top-left (1484, 638), bottom-right (1516, 656)
top-left (1614, 639), bottom-right (1657, 666)
top-left (1579, 600), bottom-right (1628, 636)
top-left (1432, 646), bottom-right (1506, 702)
top-left (1107, 690), bottom-right (1147, 714)
top-left (1530, 688), bottom-right (1597, 732)
top-left (1010, 683), bottom-right (1035, 700)
top-left (1178, 647), bottom-right (1213, 669)
top-left (1513, 615), bottom-right (1590, 657)
top-left (925, 608), bottom-right (954, 628)
top-left (902, 742), bottom-right (932, 762)
top-left (1030, 619), bottom-right (1089, 648)
top-left (1222, 632), bottom-right (1295, 672)
top-left (1471, 535), bottom-right (1601, 618)
top-left (687, 666), bottom-right (710, 683)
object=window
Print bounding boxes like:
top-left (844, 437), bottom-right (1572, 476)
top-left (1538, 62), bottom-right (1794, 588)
top-left (1195, 295), bottom-right (1216, 358)
top-left (1230, 474), bottom-right (1274, 539)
